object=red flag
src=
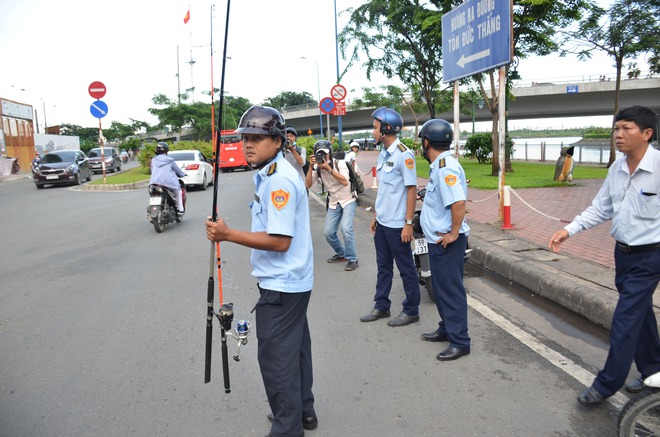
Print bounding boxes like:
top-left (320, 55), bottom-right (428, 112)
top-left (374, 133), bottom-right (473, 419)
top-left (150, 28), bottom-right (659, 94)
top-left (183, 9), bottom-right (190, 24)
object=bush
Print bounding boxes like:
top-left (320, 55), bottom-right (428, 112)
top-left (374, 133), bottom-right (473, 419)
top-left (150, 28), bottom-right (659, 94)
top-left (138, 140), bottom-right (213, 172)
top-left (464, 133), bottom-right (493, 164)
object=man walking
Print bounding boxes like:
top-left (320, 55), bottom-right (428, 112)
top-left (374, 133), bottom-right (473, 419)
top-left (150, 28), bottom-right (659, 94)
top-left (549, 105), bottom-right (660, 405)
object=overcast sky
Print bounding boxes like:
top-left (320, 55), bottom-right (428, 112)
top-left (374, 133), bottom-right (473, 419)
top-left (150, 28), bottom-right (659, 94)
top-left (0, 0), bottom-right (645, 132)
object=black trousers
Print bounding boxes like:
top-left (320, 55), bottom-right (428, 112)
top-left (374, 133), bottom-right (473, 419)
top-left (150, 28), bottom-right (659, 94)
top-left (256, 287), bottom-right (314, 437)
top-left (593, 246), bottom-right (660, 397)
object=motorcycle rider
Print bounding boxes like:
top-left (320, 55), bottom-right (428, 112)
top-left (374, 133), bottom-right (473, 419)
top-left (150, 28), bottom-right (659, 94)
top-left (149, 142), bottom-right (186, 212)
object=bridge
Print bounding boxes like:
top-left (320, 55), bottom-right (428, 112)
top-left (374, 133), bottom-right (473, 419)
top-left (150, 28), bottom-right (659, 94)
top-left (282, 76), bottom-right (660, 135)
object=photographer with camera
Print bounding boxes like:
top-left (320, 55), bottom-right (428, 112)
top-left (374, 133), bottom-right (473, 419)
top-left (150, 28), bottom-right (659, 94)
top-left (284, 126), bottom-right (307, 179)
top-left (305, 140), bottom-right (359, 272)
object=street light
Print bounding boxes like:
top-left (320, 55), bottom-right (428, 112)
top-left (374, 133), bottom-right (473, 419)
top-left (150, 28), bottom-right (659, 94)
top-left (300, 56), bottom-right (323, 137)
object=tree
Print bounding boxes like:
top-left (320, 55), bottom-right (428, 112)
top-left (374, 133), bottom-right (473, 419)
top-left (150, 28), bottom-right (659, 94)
top-left (58, 124), bottom-right (100, 152)
top-left (563, 0), bottom-right (660, 167)
top-left (339, 0), bottom-right (452, 119)
top-left (262, 91), bottom-right (315, 109)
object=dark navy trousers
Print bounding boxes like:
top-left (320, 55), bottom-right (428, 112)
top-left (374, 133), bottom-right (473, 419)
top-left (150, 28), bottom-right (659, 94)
top-left (593, 246), bottom-right (660, 397)
top-left (428, 234), bottom-right (470, 349)
top-left (373, 222), bottom-right (420, 315)
top-left (256, 287), bottom-right (314, 437)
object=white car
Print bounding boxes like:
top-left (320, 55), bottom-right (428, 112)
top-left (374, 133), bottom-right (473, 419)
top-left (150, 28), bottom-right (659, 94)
top-left (168, 150), bottom-right (214, 190)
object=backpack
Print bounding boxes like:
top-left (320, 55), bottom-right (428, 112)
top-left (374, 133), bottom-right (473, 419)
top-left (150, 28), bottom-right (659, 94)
top-left (344, 161), bottom-right (365, 196)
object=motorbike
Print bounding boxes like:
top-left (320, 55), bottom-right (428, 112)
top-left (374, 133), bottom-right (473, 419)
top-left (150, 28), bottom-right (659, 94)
top-left (147, 178), bottom-right (186, 233)
top-left (618, 371), bottom-right (660, 436)
top-left (411, 188), bottom-right (472, 303)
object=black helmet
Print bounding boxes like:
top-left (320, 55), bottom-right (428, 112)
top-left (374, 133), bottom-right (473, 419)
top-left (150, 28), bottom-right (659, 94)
top-left (418, 119), bottom-right (453, 146)
top-left (155, 142), bottom-right (169, 155)
top-left (285, 126), bottom-right (298, 137)
top-left (313, 140), bottom-right (332, 154)
top-left (236, 106), bottom-right (286, 142)
top-left (372, 107), bottom-right (403, 135)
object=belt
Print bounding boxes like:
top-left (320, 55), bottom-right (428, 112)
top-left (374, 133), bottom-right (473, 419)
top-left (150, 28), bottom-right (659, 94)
top-left (616, 241), bottom-right (660, 253)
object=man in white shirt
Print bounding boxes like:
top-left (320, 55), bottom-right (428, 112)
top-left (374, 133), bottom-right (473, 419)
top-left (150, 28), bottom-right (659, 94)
top-left (344, 141), bottom-right (360, 170)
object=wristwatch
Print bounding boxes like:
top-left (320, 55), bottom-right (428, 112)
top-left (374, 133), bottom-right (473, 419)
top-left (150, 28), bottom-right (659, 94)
top-left (405, 219), bottom-right (413, 225)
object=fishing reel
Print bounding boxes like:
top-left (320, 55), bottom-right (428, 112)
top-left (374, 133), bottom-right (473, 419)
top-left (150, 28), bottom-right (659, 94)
top-left (216, 303), bottom-right (251, 362)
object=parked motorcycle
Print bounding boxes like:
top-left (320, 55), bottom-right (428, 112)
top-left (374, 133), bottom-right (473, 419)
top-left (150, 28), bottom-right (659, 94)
top-left (411, 188), bottom-right (472, 303)
top-left (618, 371), bottom-right (660, 436)
top-left (147, 179), bottom-right (186, 233)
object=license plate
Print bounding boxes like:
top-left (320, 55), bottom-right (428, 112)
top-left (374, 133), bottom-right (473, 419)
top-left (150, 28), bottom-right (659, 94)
top-left (46, 175), bottom-right (59, 180)
top-left (229, 158), bottom-right (235, 162)
top-left (413, 238), bottom-right (428, 255)
top-left (149, 197), bottom-right (162, 206)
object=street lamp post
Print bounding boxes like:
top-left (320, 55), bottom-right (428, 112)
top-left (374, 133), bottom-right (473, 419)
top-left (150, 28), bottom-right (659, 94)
top-left (300, 56), bottom-right (323, 137)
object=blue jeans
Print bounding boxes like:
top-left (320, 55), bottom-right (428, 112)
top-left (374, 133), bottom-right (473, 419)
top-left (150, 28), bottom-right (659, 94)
top-left (324, 201), bottom-right (357, 262)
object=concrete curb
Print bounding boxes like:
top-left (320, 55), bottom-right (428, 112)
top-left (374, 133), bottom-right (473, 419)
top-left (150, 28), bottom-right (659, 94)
top-left (81, 179), bottom-right (149, 191)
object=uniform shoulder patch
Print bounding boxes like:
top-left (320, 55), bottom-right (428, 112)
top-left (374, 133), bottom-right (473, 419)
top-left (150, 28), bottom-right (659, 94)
top-left (405, 158), bottom-right (414, 169)
top-left (444, 174), bottom-right (457, 187)
top-left (397, 143), bottom-right (406, 152)
top-left (267, 162), bottom-right (277, 176)
top-left (438, 158), bottom-right (446, 168)
top-left (270, 189), bottom-right (290, 210)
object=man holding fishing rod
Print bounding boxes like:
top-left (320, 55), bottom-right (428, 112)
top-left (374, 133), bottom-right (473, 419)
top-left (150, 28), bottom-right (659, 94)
top-left (206, 105), bottom-right (317, 437)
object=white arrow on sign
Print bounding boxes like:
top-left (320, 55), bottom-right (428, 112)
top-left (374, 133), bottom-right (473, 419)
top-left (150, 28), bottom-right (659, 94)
top-left (457, 49), bottom-right (491, 68)
top-left (91, 102), bottom-right (107, 115)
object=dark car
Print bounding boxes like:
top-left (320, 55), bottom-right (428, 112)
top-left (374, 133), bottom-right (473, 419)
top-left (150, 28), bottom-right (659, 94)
top-left (34, 150), bottom-right (92, 189)
top-left (87, 147), bottom-right (122, 174)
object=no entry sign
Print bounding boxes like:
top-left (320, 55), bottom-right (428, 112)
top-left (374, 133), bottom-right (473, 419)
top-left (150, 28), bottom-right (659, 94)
top-left (88, 81), bottom-right (106, 99)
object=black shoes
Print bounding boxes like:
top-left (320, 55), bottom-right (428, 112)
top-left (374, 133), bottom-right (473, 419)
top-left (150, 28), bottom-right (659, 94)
top-left (421, 330), bottom-right (449, 342)
top-left (327, 254), bottom-right (347, 263)
top-left (267, 413), bottom-right (318, 430)
top-left (577, 385), bottom-right (605, 405)
top-left (387, 312), bottom-right (419, 327)
top-left (436, 346), bottom-right (470, 361)
top-left (625, 378), bottom-right (647, 393)
top-left (360, 308), bottom-right (390, 322)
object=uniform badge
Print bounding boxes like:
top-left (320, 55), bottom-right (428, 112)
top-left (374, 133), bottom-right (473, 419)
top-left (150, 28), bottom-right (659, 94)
top-left (405, 158), bottom-right (414, 169)
top-left (444, 175), bottom-right (457, 186)
top-left (271, 189), bottom-right (290, 210)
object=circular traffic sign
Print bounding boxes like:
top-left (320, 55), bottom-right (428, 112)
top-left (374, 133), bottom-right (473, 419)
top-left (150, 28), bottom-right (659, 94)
top-left (88, 81), bottom-right (106, 99)
top-left (90, 100), bottom-right (108, 118)
top-left (319, 97), bottom-right (335, 115)
top-left (330, 84), bottom-right (347, 101)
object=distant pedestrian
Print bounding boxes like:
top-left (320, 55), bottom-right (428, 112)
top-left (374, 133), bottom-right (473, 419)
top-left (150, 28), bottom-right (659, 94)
top-left (418, 119), bottom-right (471, 361)
top-left (306, 140), bottom-right (359, 272)
top-left (549, 105), bottom-right (660, 405)
top-left (344, 141), bottom-right (360, 171)
top-left (284, 126), bottom-right (307, 179)
top-left (360, 107), bottom-right (420, 327)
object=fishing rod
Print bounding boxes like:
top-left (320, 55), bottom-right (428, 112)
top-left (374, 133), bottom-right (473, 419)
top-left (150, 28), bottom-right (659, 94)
top-left (205, 0), bottom-right (250, 392)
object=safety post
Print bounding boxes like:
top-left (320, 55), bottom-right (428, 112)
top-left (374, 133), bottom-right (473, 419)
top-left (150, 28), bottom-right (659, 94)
top-left (370, 166), bottom-right (378, 189)
top-left (501, 185), bottom-right (515, 230)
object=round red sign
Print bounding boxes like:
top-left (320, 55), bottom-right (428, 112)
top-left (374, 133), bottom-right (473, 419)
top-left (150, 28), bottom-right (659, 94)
top-left (88, 81), bottom-right (106, 99)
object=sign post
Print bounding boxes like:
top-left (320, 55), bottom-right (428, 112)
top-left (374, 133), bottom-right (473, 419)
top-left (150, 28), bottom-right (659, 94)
top-left (89, 81), bottom-right (108, 183)
top-left (442, 0), bottom-right (512, 222)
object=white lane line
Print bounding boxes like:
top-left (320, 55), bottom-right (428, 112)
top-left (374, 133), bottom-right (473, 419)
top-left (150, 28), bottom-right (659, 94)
top-left (468, 294), bottom-right (627, 409)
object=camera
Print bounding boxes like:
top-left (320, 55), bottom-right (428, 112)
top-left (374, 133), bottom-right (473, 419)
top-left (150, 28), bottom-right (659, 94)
top-left (314, 151), bottom-right (327, 164)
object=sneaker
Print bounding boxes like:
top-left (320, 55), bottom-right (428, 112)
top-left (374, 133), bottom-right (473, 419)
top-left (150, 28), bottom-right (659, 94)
top-left (327, 254), bottom-right (347, 263)
top-left (345, 261), bottom-right (359, 271)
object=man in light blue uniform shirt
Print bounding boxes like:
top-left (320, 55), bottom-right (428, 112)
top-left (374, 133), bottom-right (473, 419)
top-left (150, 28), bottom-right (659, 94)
top-left (550, 105), bottom-right (660, 406)
top-left (206, 106), bottom-right (317, 437)
top-left (360, 107), bottom-right (421, 327)
top-left (417, 119), bottom-right (471, 361)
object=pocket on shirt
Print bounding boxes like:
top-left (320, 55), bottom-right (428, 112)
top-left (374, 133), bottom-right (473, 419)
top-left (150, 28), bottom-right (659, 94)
top-left (379, 164), bottom-right (397, 185)
top-left (634, 192), bottom-right (659, 221)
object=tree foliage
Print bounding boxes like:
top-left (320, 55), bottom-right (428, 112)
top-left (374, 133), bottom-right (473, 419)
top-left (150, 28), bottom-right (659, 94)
top-left (562, 0), bottom-right (660, 166)
top-left (262, 91), bottom-right (315, 109)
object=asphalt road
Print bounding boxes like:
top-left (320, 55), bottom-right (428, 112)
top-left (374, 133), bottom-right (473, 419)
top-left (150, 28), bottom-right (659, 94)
top-left (0, 169), bottom-right (629, 436)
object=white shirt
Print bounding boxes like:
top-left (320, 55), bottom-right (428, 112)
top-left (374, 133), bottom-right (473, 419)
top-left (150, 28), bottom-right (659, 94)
top-left (564, 144), bottom-right (660, 245)
top-left (344, 150), bottom-right (356, 164)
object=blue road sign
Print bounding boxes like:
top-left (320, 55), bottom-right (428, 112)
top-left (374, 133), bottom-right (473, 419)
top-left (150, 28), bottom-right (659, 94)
top-left (90, 100), bottom-right (108, 118)
top-left (566, 85), bottom-right (579, 94)
top-left (442, 0), bottom-right (511, 83)
top-left (319, 97), bottom-right (336, 115)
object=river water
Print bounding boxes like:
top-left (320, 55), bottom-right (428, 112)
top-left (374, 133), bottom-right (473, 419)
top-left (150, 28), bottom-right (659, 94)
top-left (510, 137), bottom-right (623, 164)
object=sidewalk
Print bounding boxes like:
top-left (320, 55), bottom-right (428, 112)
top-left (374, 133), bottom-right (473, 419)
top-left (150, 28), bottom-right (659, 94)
top-left (352, 151), bottom-right (657, 331)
